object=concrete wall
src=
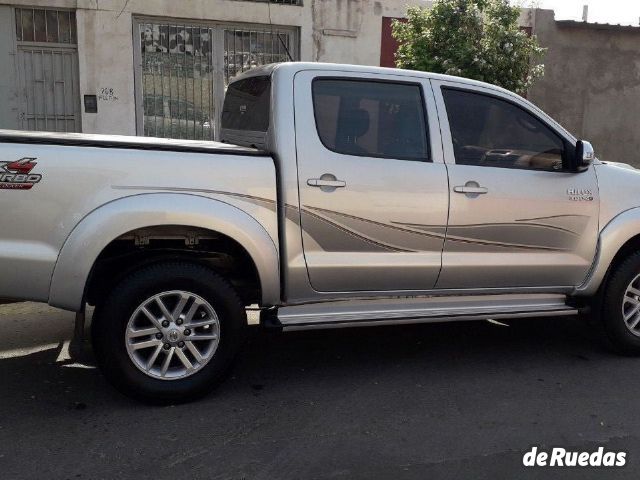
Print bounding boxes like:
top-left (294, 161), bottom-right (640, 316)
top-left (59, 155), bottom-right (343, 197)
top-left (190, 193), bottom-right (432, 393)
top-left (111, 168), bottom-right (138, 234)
top-left (528, 9), bottom-right (640, 164)
top-left (0, 5), bottom-right (20, 130)
top-left (0, 0), bottom-right (432, 136)
top-left (2, 0), bottom-right (315, 135)
top-left (77, 0), bottom-right (312, 136)
top-left (312, 0), bottom-right (430, 65)
top-left (3, 1), bottom-right (639, 166)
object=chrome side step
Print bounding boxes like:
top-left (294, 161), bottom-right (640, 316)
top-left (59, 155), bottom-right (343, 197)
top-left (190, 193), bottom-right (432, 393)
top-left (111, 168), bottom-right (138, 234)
top-left (270, 294), bottom-right (579, 331)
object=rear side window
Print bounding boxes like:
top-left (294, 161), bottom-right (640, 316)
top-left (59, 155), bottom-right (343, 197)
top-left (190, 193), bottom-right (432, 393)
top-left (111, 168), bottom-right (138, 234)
top-left (442, 88), bottom-right (566, 171)
top-left (312, 79), bottom-right (429, 161)
top-left (221, 76), bottom-right (271, 132)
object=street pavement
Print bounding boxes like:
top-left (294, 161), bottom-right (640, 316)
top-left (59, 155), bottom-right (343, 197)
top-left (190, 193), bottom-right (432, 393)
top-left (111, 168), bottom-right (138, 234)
top-left (1, 302), bottom-right (640, 479)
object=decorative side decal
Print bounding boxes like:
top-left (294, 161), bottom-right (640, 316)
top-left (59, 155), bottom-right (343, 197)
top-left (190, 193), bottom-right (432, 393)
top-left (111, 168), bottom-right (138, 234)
top-left (0, 157), bottom-right (42, 190)
top-left (112, 186), bottom-right (585, 254)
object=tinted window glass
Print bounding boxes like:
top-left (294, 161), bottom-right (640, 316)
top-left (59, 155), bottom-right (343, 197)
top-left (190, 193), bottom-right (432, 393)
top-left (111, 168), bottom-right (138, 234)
top-left (312, 79), bottom-right (429, 160)
top-left (222, 75), bottom-right (271, 132)
top-left (442, 89), bottom-right (565, 171)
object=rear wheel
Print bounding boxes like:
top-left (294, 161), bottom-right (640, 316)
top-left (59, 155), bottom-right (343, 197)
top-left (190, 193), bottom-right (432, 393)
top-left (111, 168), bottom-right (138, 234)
top-left (92, 261), bottom-right (247, 403)
top-left (601, 253), bottom-right (640, 355)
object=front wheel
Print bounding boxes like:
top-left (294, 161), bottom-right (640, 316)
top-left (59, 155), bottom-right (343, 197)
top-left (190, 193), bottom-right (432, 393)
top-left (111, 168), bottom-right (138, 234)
top-left (92, 261), bottom-right (247, 403)
top-left (601, 253), bottom-right (640, 355)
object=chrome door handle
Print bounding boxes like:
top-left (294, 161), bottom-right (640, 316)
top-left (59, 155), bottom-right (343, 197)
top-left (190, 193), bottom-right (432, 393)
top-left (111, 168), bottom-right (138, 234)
top-left (307, 178), bottom-right (346, 188)
top-left (453, 185), bottom-right (488, 194)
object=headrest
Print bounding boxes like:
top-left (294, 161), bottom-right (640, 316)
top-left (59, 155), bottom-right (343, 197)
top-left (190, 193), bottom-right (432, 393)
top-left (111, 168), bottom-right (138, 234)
top-left (341, 108), bottom-right (370, 139)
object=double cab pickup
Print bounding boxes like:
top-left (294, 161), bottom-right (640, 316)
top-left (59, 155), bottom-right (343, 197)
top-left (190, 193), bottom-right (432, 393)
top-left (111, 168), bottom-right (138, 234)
top-left (1, 63), bottom-right (639, 402)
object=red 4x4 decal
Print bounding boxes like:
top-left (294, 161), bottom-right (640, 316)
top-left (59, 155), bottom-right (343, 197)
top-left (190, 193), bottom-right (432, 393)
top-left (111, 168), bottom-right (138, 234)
top-left (0, 157), bottom-right (42, 190)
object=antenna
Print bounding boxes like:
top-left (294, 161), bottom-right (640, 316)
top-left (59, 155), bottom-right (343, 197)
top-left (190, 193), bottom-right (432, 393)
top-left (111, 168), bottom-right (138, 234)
top-left (267, 1), bottom-right (294, 62)
top-left (278, 33), bottom-right (294, 62)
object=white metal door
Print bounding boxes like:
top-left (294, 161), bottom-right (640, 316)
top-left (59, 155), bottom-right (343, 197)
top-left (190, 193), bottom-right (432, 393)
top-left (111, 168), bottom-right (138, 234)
top-left (17, 46), bottom-right (80, 132)
top-left (14, 8), bottom-right (80, 132)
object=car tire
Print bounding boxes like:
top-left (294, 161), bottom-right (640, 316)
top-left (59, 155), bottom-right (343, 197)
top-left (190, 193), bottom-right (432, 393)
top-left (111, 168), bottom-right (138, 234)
top-left (92, 261), bottom-right (247, 403)
top-left (601, 252), bottom-right (640, 355)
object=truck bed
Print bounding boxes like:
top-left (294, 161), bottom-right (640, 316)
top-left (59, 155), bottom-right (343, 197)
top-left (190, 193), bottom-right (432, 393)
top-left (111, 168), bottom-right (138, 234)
top-left (0, 130), bottom-right (269, 156)
top-left (0, 129), bottom-right (279, 307)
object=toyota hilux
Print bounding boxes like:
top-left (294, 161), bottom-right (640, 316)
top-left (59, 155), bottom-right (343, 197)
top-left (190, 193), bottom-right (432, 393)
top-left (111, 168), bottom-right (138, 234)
top-left (1, 62), bottom-right (638, 402)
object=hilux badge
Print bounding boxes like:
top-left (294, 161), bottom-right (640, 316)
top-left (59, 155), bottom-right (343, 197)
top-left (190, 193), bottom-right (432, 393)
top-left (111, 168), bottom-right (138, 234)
top-left (567, 188), bottom-right (593, 201)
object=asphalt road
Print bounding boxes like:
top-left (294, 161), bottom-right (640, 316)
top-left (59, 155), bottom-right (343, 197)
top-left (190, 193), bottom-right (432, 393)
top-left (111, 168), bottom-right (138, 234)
top-left (1, 302), bottom-right (640, 479)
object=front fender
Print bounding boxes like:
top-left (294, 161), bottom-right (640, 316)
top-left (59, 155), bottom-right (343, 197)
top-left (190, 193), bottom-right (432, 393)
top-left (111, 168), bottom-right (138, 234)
top-left (48, 193), bottom-right (280, 310)
top-left (574, 207), bottom-right (640, 296)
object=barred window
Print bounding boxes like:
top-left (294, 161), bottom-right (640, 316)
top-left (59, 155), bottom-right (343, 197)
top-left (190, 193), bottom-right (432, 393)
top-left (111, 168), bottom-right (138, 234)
top-left (137, 20), bottom-right (297, 140)
top-left (224, 28), bottom-right (294, 84)
top-left (15, 8), bottom-right (77, 44)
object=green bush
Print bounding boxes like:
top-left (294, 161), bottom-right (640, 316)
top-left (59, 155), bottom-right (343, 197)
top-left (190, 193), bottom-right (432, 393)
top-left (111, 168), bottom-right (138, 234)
top-left (392, 0), bottom-right (545, 94)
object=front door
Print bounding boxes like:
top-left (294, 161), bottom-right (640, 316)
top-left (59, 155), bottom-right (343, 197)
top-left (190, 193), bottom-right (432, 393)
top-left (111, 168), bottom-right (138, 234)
top-left (294, 71), bottom-right (449, 292)
top-left (15, 8), bottom-right (81, 132)
top-left (432, 80), bottom-right (600, 289)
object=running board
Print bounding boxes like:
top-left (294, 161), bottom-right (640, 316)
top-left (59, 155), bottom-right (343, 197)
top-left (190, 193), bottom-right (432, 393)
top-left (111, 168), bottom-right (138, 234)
top-left (268, 294), bottom-right (579, 331)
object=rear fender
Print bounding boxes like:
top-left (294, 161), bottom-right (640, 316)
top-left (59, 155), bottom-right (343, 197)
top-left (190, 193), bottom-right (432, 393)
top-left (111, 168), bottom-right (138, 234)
top-left (48, 193), bottom-right (279, 310)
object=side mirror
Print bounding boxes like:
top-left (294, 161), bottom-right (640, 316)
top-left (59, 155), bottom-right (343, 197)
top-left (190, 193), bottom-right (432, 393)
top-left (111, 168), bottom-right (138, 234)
top-left (573, 140), bottom-right (595, 172)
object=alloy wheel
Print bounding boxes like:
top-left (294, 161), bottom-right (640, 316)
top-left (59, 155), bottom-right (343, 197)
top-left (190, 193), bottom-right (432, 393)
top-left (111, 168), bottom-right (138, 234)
top-left (622, 273), bottom-right (640, 337)
top-left (125, 290), bottom-right (221, 380)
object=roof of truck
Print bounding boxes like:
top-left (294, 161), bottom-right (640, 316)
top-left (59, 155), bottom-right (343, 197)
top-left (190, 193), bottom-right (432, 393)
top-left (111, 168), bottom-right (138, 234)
top-left (231, 62), bottom-right (575, 143)
top-left (231, 61), bottom-right (514, 96)
top-left (0, 130), bottom-right (269, 156)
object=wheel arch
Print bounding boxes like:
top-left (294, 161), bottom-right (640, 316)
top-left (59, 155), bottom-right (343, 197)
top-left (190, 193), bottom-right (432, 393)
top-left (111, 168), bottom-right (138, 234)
top-left (48, 193), bottom-right (280, 311)
top-left (575, 207), bottom-right (640, 296)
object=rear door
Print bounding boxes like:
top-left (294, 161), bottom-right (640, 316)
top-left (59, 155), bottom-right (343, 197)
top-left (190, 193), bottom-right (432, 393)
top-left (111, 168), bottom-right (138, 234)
top-left (432, 80), bottom-right (600, 289)
top-left (293, 70), bottom-right (449, 292)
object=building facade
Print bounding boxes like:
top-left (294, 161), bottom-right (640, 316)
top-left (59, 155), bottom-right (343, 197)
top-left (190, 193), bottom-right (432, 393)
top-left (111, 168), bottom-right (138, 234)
top-left (0, 0), bottom-right (427, 140)
top-left (0, 1), bottom-right (639, 164)
top-left (526, 9), bottom-right (640, 164)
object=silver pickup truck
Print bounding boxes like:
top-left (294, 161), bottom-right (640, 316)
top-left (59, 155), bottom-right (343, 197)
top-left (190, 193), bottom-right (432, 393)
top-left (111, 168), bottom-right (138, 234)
top-left (2, 62), bottom-right (640, 402)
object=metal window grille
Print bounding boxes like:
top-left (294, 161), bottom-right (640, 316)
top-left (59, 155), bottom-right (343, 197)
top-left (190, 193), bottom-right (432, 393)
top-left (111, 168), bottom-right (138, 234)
top-left (224, 27), bottom-right (294, 85)
top-left (15, 8), bottom-right (77, 44)
top-left (137, 20), bottom-right (298, 140)
top-left (140, 23), bottom-right (215, 140)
